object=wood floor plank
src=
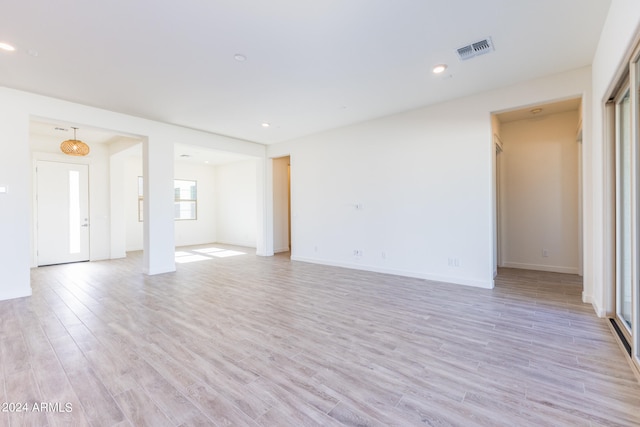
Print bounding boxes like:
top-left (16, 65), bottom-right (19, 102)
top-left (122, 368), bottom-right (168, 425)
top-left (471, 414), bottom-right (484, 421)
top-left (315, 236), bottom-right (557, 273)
top-left (0, 247), bottom-right (637, 426)
top-left (250, 377), bottom-right (344, 427)
top-left (65, 367), bottom-right (126, 426)
top-left (185, 382), bottom-right (260, 427)
top-left (28, 351), bottom-right (90, 427)
top-left (176, 411), bottom-right (217, 427)
top-left (4, 368), bottom-right (49, 427)
top-left (83, 348), bottom-right (140, 397)
top-left (238, 353), bottom-right (339, 416)
top-left (1, 333), bottom-right (30, 374)
top-left (130, 360), bottom-right (203, 425)
top-left (0, 374), bottom-right (9, 427)
top-left (113, 386), bottom-right (174, 427)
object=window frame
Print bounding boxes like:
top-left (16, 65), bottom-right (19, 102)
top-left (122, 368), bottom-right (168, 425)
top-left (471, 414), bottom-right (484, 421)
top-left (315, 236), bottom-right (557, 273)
top-left (137, 177), bottom-right (198, 222)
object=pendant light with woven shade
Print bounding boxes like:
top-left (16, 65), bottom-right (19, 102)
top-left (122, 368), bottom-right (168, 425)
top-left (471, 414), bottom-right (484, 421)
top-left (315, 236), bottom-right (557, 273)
top-left (60, 127), bottom-right (90, 156)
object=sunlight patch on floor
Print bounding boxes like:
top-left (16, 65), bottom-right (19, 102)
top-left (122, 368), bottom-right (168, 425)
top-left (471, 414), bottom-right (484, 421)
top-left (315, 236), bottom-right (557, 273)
top-left (175, 247), bottom-right (246, 263)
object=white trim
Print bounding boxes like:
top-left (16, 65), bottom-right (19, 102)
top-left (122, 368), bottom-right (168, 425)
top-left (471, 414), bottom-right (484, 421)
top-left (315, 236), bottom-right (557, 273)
top-left (631, 51), bottom-right (640, 372)
top-left (493, 133), bottom-right (504, 151)
top-left (603, 102), bottom-right (617, 316)
top-left (501, 262), bottom-right (579, 275)
top-left (291, 256), bottom-right (494, 289)
top-left (215, 239), bottom-right (257, 249)
top-left (583, 292), bottom-right (607, 317)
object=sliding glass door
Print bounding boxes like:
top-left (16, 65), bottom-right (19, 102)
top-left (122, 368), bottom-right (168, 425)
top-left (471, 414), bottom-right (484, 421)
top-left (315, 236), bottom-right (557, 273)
top-left (616, 88), bottom-right (633, 334)
top-left (610, 47), bottom-right (640, 375)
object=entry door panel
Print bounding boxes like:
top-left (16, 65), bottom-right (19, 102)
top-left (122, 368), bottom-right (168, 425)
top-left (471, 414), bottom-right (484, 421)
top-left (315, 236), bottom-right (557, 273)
top-left (37, 161), bottom-right (90, 266)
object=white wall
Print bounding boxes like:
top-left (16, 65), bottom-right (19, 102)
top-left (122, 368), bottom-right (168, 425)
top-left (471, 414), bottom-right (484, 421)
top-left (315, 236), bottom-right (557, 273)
top-left (501, 110), bottom-right (580, 274)
top-left (216, 160), bottom-right (258, 247)
top-left (273, 156), bottom-right (290, 253)
top-left (269, 67), bottom-right (592, 289)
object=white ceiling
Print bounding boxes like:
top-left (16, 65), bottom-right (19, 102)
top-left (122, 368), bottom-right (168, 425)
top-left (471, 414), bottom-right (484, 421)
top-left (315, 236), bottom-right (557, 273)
top-left (29, 119), bottom-right (256, 165)
top-left (30, 119), bottom-right (140, 145)
top-left (496, 98), bottom-right (582, 123)
top-left (1, 1), bottom-right (611, 145)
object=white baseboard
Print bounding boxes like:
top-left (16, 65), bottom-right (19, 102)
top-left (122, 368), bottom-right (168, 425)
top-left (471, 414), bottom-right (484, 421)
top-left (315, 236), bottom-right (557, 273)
top-left (290, 256), bottom-right (494, 289)
top-left (214, 240), bottom-right (257, 249)
top-left (590, 297), bottom-right (606, 318)
top-left (0, 286), bottom-right (32, 302)
top-left (502, 262), bottom-right (578, 275)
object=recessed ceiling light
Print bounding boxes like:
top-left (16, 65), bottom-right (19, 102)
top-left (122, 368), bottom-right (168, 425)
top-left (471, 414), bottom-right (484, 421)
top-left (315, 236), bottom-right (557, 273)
top-left (261, 122), bottom-right (270, 128)
top-left (234, 54), bottom-right (246, 61)
top-left (433, 64), bottom-right (448, 74)
top-left (0, 42), bottom-right (16, 52)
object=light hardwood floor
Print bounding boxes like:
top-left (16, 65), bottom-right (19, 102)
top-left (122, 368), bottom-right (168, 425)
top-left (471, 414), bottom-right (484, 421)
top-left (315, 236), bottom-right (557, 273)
top-left (2, 245), bottom-right (640, 426)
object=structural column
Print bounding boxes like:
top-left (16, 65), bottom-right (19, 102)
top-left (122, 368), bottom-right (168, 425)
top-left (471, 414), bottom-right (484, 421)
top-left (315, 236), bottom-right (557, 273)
top-left (0, 101), bottom-right (31, 300)
top-left (255, 157), bottom-right (274, 256)
top-left (142, 136), bottom-right (176, 275)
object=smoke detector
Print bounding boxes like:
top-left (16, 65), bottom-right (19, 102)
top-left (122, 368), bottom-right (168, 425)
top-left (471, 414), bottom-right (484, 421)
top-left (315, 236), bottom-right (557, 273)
top-left (456, 37), bottom-right (494, 61)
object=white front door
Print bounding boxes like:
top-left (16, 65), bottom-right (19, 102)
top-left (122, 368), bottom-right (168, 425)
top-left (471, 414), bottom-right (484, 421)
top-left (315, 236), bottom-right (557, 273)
top-left (36, 161), bottom-right (90, 266)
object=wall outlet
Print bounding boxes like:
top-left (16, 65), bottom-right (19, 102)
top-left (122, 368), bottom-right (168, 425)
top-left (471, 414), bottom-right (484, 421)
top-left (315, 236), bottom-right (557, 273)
top-left (448, 258), bottom-right (461, 267)
top-left (542, 248), bottom-right (549, 257)
top-left (353, 249), bottom-right (363, 256)
top-left (381, 251), bottom-right (387, 259)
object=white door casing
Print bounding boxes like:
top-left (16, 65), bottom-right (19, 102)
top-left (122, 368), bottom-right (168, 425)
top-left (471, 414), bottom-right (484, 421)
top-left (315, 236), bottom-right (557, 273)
top-left (36, 161), bottom-right (90, 266)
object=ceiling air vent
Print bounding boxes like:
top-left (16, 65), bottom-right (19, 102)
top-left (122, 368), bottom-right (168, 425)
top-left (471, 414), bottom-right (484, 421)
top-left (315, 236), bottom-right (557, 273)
top-left (456, 37), bottom-right (494, 61)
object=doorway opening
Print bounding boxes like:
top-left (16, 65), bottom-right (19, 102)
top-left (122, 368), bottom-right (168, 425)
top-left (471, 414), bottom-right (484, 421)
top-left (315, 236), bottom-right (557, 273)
top-left (30, 118), bottom-right (143, 267)
top-left (273, 156), bottom-right (291, 255)
top-left (492, 97), bottom-right (583, 277)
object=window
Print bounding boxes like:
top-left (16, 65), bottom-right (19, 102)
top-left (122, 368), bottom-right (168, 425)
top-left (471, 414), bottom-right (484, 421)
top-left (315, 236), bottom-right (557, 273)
top-left (138, 177), bottom-right (197, 221)
top-left (174, 179), bottom-right (197, 220)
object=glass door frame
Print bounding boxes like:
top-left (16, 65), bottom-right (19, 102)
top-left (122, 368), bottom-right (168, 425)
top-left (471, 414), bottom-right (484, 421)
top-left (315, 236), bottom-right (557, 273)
top-left (614, 84), bottom-right (633, 342)
top-left (609, 42), bottom-right (640, 377)
top-left (631, 50), bottom-right (640, 371)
